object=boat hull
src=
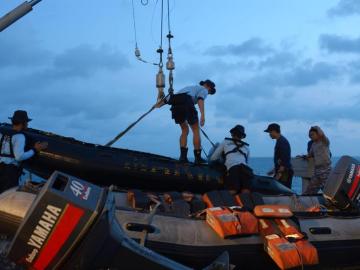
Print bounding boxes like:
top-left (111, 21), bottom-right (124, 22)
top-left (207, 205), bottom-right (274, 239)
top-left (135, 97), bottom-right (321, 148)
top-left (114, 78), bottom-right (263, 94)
top-left (0, 123), bottom-right (292, 194)
top-left (1, 173), bottom-right (360, 269)
top-left (0, 123), bottom-right (224, 192)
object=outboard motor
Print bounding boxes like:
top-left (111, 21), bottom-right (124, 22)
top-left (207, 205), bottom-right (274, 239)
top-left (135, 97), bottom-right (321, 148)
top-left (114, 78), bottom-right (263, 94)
top-left (7, 171), bottom-right (107, 269)
top-left (323, 156), bottom-right (360, 210)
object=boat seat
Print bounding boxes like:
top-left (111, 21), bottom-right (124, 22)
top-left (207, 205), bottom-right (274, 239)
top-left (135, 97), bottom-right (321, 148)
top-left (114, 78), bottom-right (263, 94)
top-left (203, 190), bottom-right (237, 208)
top-left (189, 196), bottom-right (207, 214)
top-left (163, 192), bottom-right (191, 218)
top-left (127, 190), bottom-right (162, 212)
top-left (235, 192), bottom-right (264, 211)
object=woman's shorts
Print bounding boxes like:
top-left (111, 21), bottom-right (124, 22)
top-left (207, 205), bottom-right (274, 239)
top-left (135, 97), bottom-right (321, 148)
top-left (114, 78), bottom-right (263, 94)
top-left (169, 94), bottom-right (198, 125)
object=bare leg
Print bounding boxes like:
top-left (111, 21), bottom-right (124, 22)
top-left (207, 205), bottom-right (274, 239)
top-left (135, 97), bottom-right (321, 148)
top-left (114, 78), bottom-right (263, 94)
top-left (190, 122), bottom-right (201, 150)
top-left (179, 122), bottom-right (189, 148)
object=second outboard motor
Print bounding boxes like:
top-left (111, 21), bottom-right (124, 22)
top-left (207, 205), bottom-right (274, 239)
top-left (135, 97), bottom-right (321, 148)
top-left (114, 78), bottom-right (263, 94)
top-left (323, 156), bottom-right (360, 209)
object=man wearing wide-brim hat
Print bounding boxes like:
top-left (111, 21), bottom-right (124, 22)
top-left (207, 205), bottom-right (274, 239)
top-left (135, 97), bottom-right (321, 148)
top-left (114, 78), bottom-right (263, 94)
top-left (210, 125), bottom-right (253, 194)
top-left (0, 110), bottom-right (47, 193)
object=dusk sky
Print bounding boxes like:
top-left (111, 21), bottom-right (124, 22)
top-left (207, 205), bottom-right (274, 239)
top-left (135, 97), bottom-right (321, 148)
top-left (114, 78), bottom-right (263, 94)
top-left (1, 0), bottom-right (360, 157)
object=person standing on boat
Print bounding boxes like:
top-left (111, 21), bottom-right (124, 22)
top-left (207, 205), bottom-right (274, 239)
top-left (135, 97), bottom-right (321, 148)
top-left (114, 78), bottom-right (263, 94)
top-left (0, 110), bottom-right (47, 193)
top-left (210, 125), bottom-right (253, 194)
top-left (161, 80), bottom-right (216, 164)
top-left (264, 123), bottom-right (293, 189)
top-left (302, 126), bottom-right (331, 194)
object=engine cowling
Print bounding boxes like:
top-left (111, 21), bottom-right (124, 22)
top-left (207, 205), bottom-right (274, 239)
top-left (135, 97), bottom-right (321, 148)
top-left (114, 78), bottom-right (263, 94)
top-left (323, 156), bottom-right (360, 209)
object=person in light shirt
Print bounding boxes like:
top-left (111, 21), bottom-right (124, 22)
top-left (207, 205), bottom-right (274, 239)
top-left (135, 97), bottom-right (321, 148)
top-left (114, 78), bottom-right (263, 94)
top-left (0, 110), bottom-right (47, 193)
top-left (210, 125), bottom-right (253, 194)
top-left (159, 79), bottom-right (216, 164)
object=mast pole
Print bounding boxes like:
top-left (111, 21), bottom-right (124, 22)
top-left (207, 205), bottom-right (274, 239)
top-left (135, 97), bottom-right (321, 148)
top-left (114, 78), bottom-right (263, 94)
top-left (0, 0), bottom-right (43, 32)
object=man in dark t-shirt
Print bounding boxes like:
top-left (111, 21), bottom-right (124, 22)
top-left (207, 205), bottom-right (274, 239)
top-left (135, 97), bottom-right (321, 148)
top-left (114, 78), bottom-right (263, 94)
top-left (264, 123), bottom-right (293, 189)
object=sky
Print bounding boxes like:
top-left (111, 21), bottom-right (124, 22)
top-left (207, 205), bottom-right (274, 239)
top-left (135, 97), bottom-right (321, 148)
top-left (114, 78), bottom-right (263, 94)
top-left (0, 0), bottom-right (360, 157)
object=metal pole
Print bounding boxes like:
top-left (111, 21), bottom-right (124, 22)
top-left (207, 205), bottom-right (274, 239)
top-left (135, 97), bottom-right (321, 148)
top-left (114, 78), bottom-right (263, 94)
top-left (0, 0), bottom-right (42, 32)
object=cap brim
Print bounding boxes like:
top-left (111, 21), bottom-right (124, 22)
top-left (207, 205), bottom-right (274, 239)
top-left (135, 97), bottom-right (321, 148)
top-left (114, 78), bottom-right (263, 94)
top-left (210, 88), bottom-right (216, 95)
top-left (8, 117), bottom-right (32, 122)
top-left (264, 129), bottom-right (270, 133)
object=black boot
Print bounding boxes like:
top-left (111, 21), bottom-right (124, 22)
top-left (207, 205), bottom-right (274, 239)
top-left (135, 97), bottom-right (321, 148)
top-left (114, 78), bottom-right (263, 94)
top-left (179, 147), bottom-right (189, 163)
top-left (194, 149), bottom-right (206, 165)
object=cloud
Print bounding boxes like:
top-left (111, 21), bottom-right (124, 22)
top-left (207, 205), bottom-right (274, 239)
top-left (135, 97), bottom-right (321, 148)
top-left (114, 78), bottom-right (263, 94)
top-left (0, 30), bottom-right (52, 68)
top-left (205, 38), bottom-right (274, 57)
top-left (320, 34), bottom-right (360, 54)
top-left (52, 44), bottom-right (129, 78)
top-left (0, 31), bottom-right (137, 137)
top-left (259, 52), bottom-right (298, 69)
top-left (284, 61), bottom-right (340, 87)
top-left (215, 86), bottom-right (360, 123)
top-left (349, 60), bottom-right (360, 83)
top-left (328, 0), bottom-right (360, 17)
top-left (222, 61), bottom-right (340, 100)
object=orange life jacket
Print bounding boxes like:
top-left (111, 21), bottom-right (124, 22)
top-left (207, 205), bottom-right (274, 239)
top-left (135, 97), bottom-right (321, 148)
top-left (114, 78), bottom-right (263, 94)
top-left (258, 216), bottom-right (319, 269)
top-left (206, 207), bottom-right (258, 238)
top-left (274, 218), bottom-right (319, 266)
top-left (258, 218), bottom-right (302, 270)
top-left (254, 205), bottom-right (293, 219)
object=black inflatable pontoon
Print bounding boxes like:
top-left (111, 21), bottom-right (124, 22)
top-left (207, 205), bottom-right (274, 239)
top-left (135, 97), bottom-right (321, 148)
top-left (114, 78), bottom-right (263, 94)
top-left (0, 123), bottom-right (291, 194)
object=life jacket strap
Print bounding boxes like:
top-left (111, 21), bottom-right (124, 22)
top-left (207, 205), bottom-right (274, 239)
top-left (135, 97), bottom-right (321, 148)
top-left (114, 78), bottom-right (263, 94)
top-left (223, 139), bottom-right (249, 163)
top-left (0, 134), bottom-right (15, 158)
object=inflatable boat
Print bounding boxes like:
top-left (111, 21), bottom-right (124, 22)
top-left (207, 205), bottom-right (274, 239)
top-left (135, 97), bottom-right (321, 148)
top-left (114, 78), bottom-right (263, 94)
top-left (0, 123), bottom-right (290, 194)
top-left (1, 156), bottom-right (360, 269)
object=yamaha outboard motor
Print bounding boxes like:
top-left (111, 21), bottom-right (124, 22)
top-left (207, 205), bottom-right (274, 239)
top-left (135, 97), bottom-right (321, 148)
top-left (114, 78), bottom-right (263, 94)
top-left (323, 156), bottom-right (360, 210)
top-left (7, 171), bottom-right (107, 269)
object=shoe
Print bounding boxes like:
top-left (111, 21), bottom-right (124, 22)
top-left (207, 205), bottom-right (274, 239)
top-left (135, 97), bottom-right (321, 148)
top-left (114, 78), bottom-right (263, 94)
top-left (194, 149), bottom-right (206, 164)
top-left (179, 147), bottom-right (189, 163)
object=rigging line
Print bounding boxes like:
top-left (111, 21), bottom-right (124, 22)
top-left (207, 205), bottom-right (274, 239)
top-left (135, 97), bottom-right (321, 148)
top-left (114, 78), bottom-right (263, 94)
top-left (131, 0), bottom-right (138, 46)
top-left (200, 128), bottom-right (216, 148)
top-left (202, 147), bottom-right (209, 160)
top-left (167, 0), bottom-right (171, 33)
top-left (160, 0), bottom-right (164, 49)
top-left (105, 94), bottom-right (171, 147)
top-left (157, 0), bottom-right (164, 67)
top-left (132, 0), bottom-right (159, 66)
top-left (150, 0), bottom-right (160, 45)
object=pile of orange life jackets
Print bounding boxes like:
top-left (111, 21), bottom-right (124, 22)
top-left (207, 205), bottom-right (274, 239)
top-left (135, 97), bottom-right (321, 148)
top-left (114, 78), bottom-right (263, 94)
top-left (203, 190), bottom-right (319, 270)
